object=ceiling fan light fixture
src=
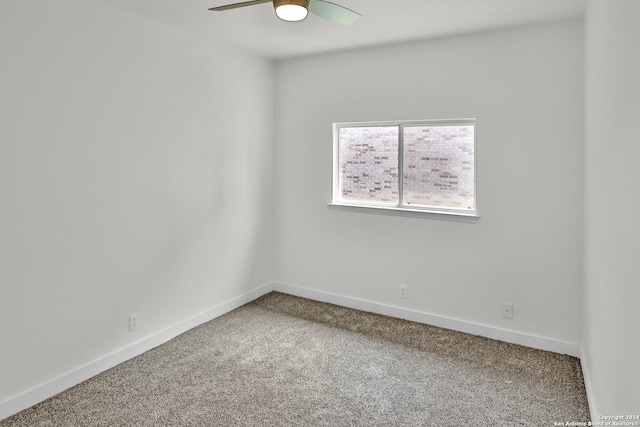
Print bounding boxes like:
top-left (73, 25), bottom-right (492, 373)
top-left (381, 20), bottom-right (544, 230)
top-left (274, 0), bottom-right (309, 22)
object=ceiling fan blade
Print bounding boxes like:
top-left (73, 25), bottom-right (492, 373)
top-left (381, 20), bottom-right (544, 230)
top-left (209, 0), bottom-right (271, 12)
top-left (308, 0), bottom-right (360, 25)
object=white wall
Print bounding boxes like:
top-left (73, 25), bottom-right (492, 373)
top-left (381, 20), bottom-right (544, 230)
top-left (0, 0), bottom-right (274, 403)
top-left (8, 0), bottom-right (630, 417)
top-left (274, 21), bottom-right (584, 345)
top-left (584, 0), bottom-right (640, 415)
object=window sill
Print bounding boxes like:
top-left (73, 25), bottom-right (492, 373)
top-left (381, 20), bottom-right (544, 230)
top-left (327, 203), bottom-right (480, 223)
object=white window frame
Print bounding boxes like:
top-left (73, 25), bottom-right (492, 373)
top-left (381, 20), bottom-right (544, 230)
top-left (328, 118), bottom-right (479, 223)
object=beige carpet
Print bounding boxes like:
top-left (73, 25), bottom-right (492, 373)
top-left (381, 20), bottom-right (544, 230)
top-left (1, 292), bottom-right (590, 426)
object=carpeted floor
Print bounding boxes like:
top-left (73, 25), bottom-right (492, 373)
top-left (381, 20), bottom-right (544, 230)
top-left (1, 292), bottom-right (590, 426)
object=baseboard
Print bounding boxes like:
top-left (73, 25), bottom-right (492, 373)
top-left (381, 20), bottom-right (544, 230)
top-left (579, 348), bottom-right (598, 422)
top-left (0, 280), bottom-right (585, 421)
top-left (275, 282), bottom-right (599, 416)
top-left (271, 281), bottom-right (582, 358)
top-left (0, 283), bottom-right (275, 421)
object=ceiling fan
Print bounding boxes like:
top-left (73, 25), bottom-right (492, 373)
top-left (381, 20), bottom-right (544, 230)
top-left (208, 0), bottom-right (361, 25)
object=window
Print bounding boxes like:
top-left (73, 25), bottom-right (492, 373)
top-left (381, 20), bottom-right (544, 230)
top-left (330, 119), bottom-right (478, 220)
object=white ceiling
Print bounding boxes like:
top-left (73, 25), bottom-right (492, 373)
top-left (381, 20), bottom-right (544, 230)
top-left (101, 0), bottom-right (587, 59)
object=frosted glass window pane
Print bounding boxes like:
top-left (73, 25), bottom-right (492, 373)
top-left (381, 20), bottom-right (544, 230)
top-left (339, 126), bottom-right (399, 204)
top-left (403, 125), bottom-right (475, 210)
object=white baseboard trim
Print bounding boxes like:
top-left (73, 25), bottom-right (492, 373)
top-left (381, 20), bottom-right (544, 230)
top-left (271, 281), bottom-right (582, 358)
top-left (1, 280), bottom-right (586, 421)
top-left (579, 348), bottom-right (598, 422)
top-left (272, 283), bottom-right (603, 417)
top-left (0, 283), bottom-right (275, 421)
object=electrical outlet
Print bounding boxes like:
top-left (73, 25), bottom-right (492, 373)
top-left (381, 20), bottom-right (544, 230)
top-left (399, 285), bottom-right (408, 299)
top-left (129, 313), bottom-right (139, 332)
top-left (502, 303), bottom-right (513, 319)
